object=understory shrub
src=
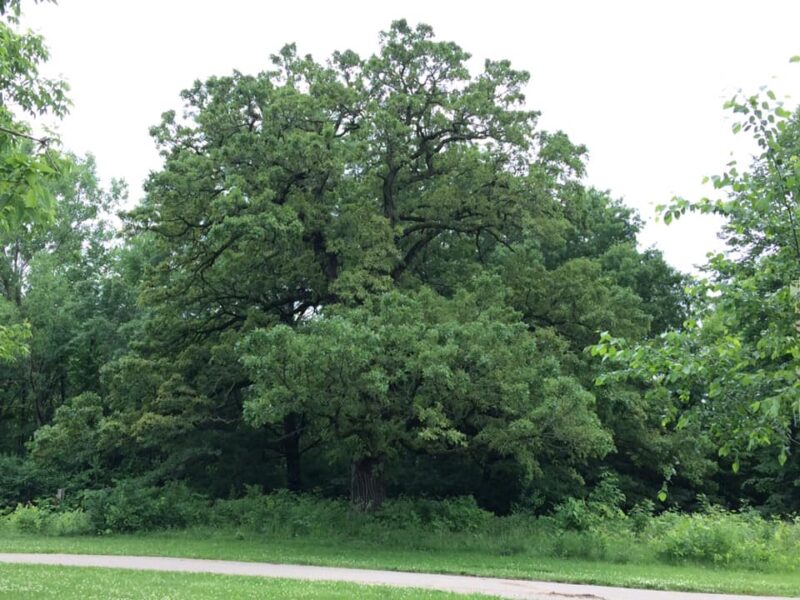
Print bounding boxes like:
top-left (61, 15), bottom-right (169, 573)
top-left (5, 504), bottom-right (47, 533)
top-left (376, 496), bottom-right (492, 532)
top-left (211, 487), bottom-right (352, 536)
top-left (651, 507), bottom-right (800, 569)
top-left (550, 473), bottom-right (626, 531)
top-left (2, 482), bottom-right (799, 572)
top-left (0, 455), bottom-right (54, 507)
top-left (81, 480), bottom-right (209, 532)
top-left (4, 504), bottom-right (91, 536)
top-left (210, 489), bottom-right (491, 537)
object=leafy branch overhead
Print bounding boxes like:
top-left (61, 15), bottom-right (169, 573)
top-left (596, 86), bottom-right (800, 477)
top-left (0, 1), bottom-right (70, 361)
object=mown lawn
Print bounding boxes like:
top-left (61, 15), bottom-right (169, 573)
top-left (0, 563), bottom-right (493, 599)
top-left (1, 531), bottom-right (799, 597)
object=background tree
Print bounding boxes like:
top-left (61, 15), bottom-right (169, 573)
top-left (0, 156), bottom-right (128, 452)
top-left (594, 84), bottom-right (800, 507)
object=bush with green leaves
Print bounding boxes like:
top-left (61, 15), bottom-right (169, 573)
top-left (5, 504), bottom-right (47, 533)
top-left (47, 509), bottom-right (92, 536)
top-left (550, 473), bottom-right (627, 531)
top-left (210, 489), bottom-right (492, 537)
top-left (375, 496), bottom-right (492, 532)
top-left (0, 455), bottom-right (55, 508)
top-left (4, 484), bottom-right (800, 573)
top-left (81, 481), bottom-right (209, 533)
top-left (651, 507), bottom-right (800, 569)
top-left (211, 488), bottom-right (352, 537)
top-left (3, 504), bottom-right (91, 536)
top-left (628, 499), bottom-right (656, 534)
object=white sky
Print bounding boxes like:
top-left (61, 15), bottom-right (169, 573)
top-left (20, 0), bottom-right (800, 273)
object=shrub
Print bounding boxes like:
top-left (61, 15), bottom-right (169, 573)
top-left (551, 497), bottom-right (596, 531)
top-left (650, 506), bottom-right (800, 570)
top-left (372, 498), bottom-right (423, 530)
top-left (376, 496), bottom-right (491, 533)
top-left (3, 480), bottom-right (798, 575)
top-left (211, 488), bottom-right (352, 536)
top-left (656, 510), bottom-right (742, 565)
top-left (551, 473), bottom-right (627, 532)
top-left (209, 491), bottom-right (493, 538)
top-left (629, 499), bottom-right (655, 534)
top-left (47, 509), bottom-right (92, 536)
top-left (0, 456), bottom-right (54, 509)
top-left (588, 473), bottom-right (626, 520)
top-left (421, 496), bottom-right (493, 532)
top-left (3, 504), bottom-right (91, 536)
top-left (81, 480), bottom-right (209, 532)
top-left (6, 504), bottom-right (47, 533)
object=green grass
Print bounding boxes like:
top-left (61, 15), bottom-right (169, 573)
top-left (1, 531), bottom-right (799, 597)
top-left (0, 563), bottom-right (493, 599)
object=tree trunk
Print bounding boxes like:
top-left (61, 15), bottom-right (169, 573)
top-left (283, 413), bottom-right (302, 491)
top-left (350, 456), bottom-right (385, 511)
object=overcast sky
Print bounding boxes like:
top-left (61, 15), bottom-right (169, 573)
top-left (20, 0), bottom-right (800, 273)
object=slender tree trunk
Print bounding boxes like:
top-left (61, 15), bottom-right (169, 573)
top-left (350, 456), bottom-right (385, 511)
top-left (283, 413), bottom-right (302, 491)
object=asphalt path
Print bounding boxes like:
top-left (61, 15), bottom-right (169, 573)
top-left (0, 553), bottom-right (793, 600)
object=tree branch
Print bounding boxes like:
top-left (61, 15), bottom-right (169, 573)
top-left (0, 125), bottom-right (49, 146)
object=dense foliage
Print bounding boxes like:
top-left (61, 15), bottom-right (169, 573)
top-left (1, 3), bottom-right (798, 536)
top-left (594, 87), bottom-right (800, 510)
top-left (0, 0), bottom-right (68, 361)
top-left (3, 488), bottom-right (800, 576)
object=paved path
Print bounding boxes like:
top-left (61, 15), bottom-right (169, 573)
top-left (0, 553), bottom-right (793, 600)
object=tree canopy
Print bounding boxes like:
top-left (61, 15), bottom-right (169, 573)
top-left (1, 11), bottom-right (797, 516)
top-left (112, 20), bottom-right (687, 508)
top-left (594, 86), bottom-right (800, 505)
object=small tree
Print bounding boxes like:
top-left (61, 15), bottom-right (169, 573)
top-left (242, 287), bottom-right (611, 510)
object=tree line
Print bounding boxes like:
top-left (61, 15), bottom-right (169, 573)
top-left (1, 6), bottom-right (798, 513)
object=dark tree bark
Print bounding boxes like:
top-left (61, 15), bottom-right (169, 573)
top-left (283, 412), bottom-right (302, 491)
top-left (350, 456), bottom-right (385, 511)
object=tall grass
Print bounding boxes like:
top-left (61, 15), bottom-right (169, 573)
top-left (2, 485), bottom-right (799, 573)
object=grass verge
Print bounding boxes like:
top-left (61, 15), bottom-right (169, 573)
top-left (1, 531), bottom-right (798, 597)
top-left (0, 563), bottom-right (494, 599)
